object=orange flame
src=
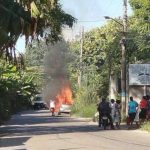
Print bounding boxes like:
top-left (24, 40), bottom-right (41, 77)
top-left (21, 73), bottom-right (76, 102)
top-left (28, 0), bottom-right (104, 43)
top-left (54, 79), bottom-right (73, 112)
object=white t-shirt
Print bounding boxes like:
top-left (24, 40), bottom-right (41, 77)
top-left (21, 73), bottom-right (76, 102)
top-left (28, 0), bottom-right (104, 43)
top-left (110, 103), bottom-right (116, 115)
top-left (50, 100), bottom-right (55, 108)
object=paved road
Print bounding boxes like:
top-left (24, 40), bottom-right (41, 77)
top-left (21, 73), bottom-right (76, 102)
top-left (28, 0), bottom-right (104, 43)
top-left (0, 110), bottom-right (150, 150)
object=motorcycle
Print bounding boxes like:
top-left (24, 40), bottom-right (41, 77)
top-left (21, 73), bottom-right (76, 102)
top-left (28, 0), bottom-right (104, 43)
top-left (101, 114), bottom-right (109, 130)
top-left (50, 107), bottom-right (55, 116)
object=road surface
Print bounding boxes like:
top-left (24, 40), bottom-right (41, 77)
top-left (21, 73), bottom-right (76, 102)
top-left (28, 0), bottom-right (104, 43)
top-left (0, 110), bottom-right (150, 150)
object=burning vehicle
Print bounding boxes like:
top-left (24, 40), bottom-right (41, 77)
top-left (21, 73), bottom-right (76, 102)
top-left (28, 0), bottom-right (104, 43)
top-left (58, 104), bottom-right (72, 115)
top-left (55, 79), bottom-right (73, 115)
top-left (45, 79), bottom-right (73, 115)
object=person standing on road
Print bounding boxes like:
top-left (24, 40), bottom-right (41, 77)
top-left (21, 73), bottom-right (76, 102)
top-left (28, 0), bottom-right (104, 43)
top-left (110, 99), bottom-right (116, 123)
top-left (128, 96), bottom-right (138, 129)
top-left (114, 100), bottom-right (121, 129)
top-left (146, 95), bottom-right (150, 120)
top-left (139, 96), bottom-right (148, 125)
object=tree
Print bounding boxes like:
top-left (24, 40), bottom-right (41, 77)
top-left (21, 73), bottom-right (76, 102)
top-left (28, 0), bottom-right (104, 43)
top-left (0, 0), bottom-right (76, 64)
top-left (130, 0), bottom-right (150, 22)
top-left (69, 2), bottom-right (150, 116)
top-left (25, 40), bottom-right (48, 66)
top-left (0, 60), bottom-right (39, 123)
top-left (69, 15), bottom-right (149, 102)
top-left (25, 38), bottom-right (70, 67)
top-left (129, 0), bottom-right (150, 63)
top-left (69, 20), bottom-right (124, 97)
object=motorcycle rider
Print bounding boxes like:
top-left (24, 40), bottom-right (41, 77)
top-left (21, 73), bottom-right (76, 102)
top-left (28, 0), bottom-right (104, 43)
top-left (98, 98), bottom-right (114, 129)
top-left (49, 99), bottom-right (55, 116)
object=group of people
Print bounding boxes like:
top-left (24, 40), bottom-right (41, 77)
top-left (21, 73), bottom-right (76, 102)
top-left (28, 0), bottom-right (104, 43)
top-left (97, 98), bottom-right (121, 129)
top-left (110, 99), bottom-right (121, 129)
top-left (97, 95), bottom-right (150, 129)
top-left (128, 95), bottom-right (150, 128)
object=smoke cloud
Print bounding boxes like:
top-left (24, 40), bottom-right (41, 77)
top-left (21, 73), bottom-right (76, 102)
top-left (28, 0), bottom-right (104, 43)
top-left (43, 41), bottom-right (73, 109)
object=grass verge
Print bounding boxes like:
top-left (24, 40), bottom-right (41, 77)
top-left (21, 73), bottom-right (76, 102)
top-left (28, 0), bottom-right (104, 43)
top-left (141, 121), bottom-right (150, 132)
top-left (72, 104), bottom-right (97, 118)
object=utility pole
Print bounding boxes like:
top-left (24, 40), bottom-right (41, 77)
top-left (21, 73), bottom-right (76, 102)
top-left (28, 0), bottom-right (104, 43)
top-left (104, 0), bottom-right (128, 116)
top-left (120, 0), bottom-right (128, 115)
top-left (78, 26), bottom-right (84, 87)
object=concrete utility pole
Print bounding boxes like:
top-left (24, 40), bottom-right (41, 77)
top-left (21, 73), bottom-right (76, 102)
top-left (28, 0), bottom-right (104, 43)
top-left (120, 0), bottom-right (128, 115)
top-left (78, 26), bottom-right (84, 87)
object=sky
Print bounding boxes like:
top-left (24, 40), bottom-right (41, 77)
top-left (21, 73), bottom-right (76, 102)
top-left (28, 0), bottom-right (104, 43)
top-left (61, 0), bottom-right (132, 29)
top-left (16, 0), bottom-right (133, 52)
top-left (60, 0), bottom-right (132, 40)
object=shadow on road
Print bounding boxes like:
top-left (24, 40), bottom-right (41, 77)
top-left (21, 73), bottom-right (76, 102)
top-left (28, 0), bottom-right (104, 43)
top-left (0, 110), bottom-right (139, 135)
top-left (0, 110), bottom-right (101, 149)
top-left (0, 110), bottom-right (140, 149)
top-left (1, 124), bottom-right (101, 136)
top-left (3, 115), bottom-right (89, 126)
top-left (0, 136), bottom-right (30, 148)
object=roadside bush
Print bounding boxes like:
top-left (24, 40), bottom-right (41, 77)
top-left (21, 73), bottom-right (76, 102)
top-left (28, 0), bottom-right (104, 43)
top-left (141, 122), bottom-right (150, 132)
top-left (72, 67), bottom-right (100, 118)
top-left (72, 103), bottom-right (97, 118)
top-left (0, 62), bottom-right (39, 124)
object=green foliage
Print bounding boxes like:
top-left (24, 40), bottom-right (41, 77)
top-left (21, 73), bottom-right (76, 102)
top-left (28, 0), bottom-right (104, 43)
top-left (68, 21), bottom-right (124, 117)
top-left (77, 75), bottom-right (99, 103)
top-left (72, 104), bottom-right (97, 118)
top-left (69, 20), bottom-right (122, 99)
top-left (25, 40), bottom-right (48, 67)
top-left (130, 0), bottom-right (150, 22)
top-left (0, 61), bottom-right (39, 124)
top-left (69, 0), bottom-right (150, 118)
top-left (25, 39), bottom-right (71, 67)
top-left (69, 14), bottom-right (150, 117)
top-left (70, 66), bottom-right (100, 117)
top-left (129, 0), bottom-right (150, 63)
top-left (0, 0), bottom-right (75, 62)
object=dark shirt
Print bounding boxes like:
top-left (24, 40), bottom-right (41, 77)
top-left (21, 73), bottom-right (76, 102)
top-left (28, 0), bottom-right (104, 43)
top-left (98, 101), bottom-right (111, 114)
